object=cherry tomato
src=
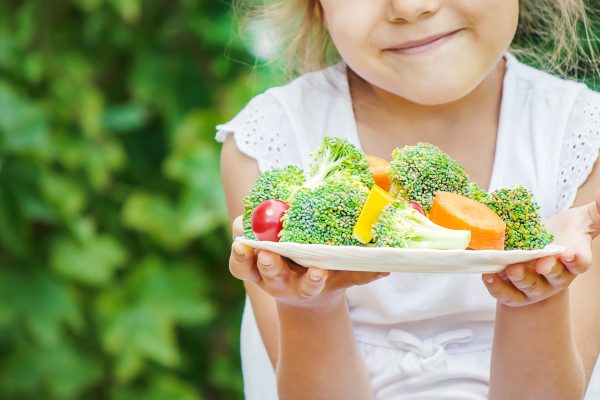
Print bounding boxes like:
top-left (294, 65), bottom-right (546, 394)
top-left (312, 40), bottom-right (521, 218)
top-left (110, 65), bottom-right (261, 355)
top-left (408, 201), bottom-right (426, 216)
top-left (251, 199), bottom-right (290, 242)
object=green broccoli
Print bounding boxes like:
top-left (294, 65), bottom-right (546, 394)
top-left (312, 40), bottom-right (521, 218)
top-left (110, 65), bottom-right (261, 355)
top-left (481, 185), bottom-right (553, 250)
top-left (389, 142), bottom-right (486, 212)
top-left (371, 199), bottom-right (471, 249)
top-left (242, 166), bottom-right (305, 239)
top-left (306, 137), bottom-right (374, 189)
top-left (467, 181), bottom-right (491, 202)
top-left (280, 172), bottom-right (370, 246)
top-left (278, 137), bottom-right (373, 245)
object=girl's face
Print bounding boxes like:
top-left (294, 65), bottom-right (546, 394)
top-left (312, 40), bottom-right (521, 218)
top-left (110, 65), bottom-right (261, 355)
top-left (319, 0), bottom-right (519, 105)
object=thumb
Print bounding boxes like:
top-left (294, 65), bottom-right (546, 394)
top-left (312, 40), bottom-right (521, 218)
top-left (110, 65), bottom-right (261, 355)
top-left (232, 215), bottom-right (244, 239)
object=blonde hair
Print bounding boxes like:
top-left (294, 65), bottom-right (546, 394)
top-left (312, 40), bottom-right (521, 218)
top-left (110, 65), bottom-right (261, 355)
top-left (234, 0), bottom-right (599, 84)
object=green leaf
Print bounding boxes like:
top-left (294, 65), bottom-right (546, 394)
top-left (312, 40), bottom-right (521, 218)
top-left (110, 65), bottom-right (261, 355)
top-left (40, 170), bottom-right (87, 219)
top-left (2, 339), bottom-right (102, 399)
top-left (70, 0), bottom-right (105, 13)
top-left (103, 103), bottom-right (149, 133)
top-left (130, 257), bottom-right (215, 325)
top-left (0, 83), bottom-right (50, 158)
top-left (109, 0), bottom-right (141, 23)
top-left (113, 374), bottom-right (202, 400)
top-left (122, 192), bottom-right (183, 249)
top-left (84, 138), bottom-right (126, 189)
top-left (22, 275), bottom-right (83, 346)
top-left (51, 234), bottom-right (127, 286)
top-left (103, 306), bottom-right (180, 380)
top-left (0, 270), bottom-right (20, 327)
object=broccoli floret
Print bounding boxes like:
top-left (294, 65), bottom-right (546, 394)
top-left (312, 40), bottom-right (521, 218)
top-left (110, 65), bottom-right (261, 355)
top-left (372, 199), bottom-right (471, 249)
top-left (306, 137), bottom-right (374, 189)
top-left (278, 138), bottom-right (373, 245)
top-left (280, 172), bottom-right (369, 246)
top-left (242, 166), bottom-right (305, 239)
top-left (389, 143), bottom-right (477, 213)
top-left (467, 181), bottom-right (491, 202)
top-left (481, 185), bottom-right (553, 250)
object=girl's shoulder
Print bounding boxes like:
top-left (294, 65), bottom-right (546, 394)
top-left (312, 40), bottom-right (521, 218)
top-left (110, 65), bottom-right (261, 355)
top-left (215, 63), bottom-right (356, 173)
top-left (505, 52), bottom-right (600, 118)
top-left (498, 53), bottom-right (600, 214)
top-left (555, 83), bottom-right (600, 213)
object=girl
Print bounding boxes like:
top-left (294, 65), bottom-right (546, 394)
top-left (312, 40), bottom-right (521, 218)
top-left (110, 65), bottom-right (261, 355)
top-left (217, 1), bottom-right (600, 399)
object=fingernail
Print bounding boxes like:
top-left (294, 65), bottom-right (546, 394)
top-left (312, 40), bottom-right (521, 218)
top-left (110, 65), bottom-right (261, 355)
top-left (258, 254), bottom-right (271, 266)
top-left (511, 268), bottom-right (524, 280)
top-left (309, 271), bottom-right (322, 282)
top-left (233, 243), bottom-right (245, 257)
top-left (563, 256), bottom-right (574, 263)
top-left (539, 263), bottom-right (553, 275)
top-left (485, 276), bottom-right (494, 284)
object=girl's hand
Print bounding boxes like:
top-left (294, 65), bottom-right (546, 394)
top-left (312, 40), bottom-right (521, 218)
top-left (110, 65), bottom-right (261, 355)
top-left (482, 192), bottom-right (600, 307)
top-left (229, 216), bottom-right (390, 309)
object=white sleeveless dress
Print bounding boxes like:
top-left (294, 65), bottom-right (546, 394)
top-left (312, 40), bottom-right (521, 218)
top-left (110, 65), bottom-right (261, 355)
top-left (215, 53), bottom-right (600, 400)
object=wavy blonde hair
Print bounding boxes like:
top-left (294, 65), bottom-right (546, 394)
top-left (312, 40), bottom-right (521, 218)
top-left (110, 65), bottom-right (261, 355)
top-left (235, 0), bottom-right (599, 83)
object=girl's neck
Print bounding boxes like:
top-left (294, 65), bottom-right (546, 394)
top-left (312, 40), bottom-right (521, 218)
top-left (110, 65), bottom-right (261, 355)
top-left (348, 57), bottom-right (506, 154)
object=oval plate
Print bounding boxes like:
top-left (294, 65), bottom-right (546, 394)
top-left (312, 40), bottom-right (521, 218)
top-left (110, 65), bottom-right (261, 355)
top-left (235, 238), bottom-right (565, 274)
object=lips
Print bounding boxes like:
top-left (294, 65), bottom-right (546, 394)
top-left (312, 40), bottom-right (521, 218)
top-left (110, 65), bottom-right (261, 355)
top-left (388, 29), bottom-right (461, 51)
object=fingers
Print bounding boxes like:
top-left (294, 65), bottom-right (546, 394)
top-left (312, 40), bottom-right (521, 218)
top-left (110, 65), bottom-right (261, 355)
top-left (483, 257), bottom-right (577, 307)
top-left (532, 256), bottom-right (574, 288)
top-left (296, 267), bottom-right (328, 299)
top-left (327, 270), bottom-right (389, 292)
top-left (559, 237), bottom-right (593, 275)
top-left (232, 215), bottom-right (244, 238)
top-left (256, 251), bottom-right (291, 288)
top-left (482, 273), bottom-right (528, 307)
top-left (504, 263), bottom-right (550, 299)
top-left (230, 241), bottom-right (261, 282)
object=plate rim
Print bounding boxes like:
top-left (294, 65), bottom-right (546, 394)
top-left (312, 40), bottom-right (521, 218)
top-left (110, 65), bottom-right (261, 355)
top-left (235, 237), bottom-right (565, 255)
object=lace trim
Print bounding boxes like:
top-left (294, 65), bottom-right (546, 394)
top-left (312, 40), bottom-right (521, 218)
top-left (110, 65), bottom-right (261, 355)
top-left (556, 88), bottom-right (600, 213)
top-left (215, 94), bottom-right (289, 173)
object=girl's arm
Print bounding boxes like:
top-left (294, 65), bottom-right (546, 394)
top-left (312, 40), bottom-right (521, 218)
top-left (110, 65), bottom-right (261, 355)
top-left (487, 157), bottom-right (600, 399)
top-left (221, 136), bottom-right (377, 400)
top-left (220, 137), bottom-right (281, 366)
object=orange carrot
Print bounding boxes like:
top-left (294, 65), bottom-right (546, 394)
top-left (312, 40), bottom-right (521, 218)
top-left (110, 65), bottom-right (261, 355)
top-left (429, 191), bottom-right (506, 250)
top-left (366, 155), bottom-right (392, 192)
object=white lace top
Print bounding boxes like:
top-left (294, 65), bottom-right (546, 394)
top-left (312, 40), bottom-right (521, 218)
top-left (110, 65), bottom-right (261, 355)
top-left (215, 53), bottom-right (600, 400)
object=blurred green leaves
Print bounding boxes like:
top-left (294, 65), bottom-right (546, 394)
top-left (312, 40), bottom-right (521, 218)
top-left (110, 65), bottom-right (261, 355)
top-left (0, 0), bottom-right (272, 398)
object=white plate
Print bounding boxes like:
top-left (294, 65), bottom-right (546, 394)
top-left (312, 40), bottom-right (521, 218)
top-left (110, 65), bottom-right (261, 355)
top-left (235, 237), bottom-right (565, 274)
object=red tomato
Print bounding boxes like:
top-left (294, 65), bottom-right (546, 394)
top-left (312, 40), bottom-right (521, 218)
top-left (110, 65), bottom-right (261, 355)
top-left (408, 201), bottom-right (425, 216)
top-left (251, 199), bottom-right (290, 242)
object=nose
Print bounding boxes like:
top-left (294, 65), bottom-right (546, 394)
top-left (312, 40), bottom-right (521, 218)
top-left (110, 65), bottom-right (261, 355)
top-left (387, 0), bottom-right (440, 23)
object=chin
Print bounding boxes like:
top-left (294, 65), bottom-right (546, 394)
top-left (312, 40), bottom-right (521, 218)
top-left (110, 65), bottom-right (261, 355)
top-left (408, 88), bottom-right (473, 106)
top-left (390, 78), bottom-right (480, 106)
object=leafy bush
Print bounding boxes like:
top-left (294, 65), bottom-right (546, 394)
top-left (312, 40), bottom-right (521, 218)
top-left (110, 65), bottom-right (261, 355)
top-left (0, 1), bottom-right (274, 398)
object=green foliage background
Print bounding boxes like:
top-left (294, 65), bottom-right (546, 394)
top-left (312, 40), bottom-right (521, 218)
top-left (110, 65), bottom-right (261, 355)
top-left (0, 0), bottom-right (598, 399)
top-left (0, 0), bottom-right (275, 398)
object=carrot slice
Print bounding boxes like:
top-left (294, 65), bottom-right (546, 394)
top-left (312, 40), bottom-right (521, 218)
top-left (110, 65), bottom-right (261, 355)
top-left (366, 155), bottom-right (392, 192)
top-left (429, 191), bottom-right (506, 250)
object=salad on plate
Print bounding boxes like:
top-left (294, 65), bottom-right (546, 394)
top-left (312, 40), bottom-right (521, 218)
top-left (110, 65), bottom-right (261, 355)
top-left (235, 137), bottom-right (563, 273)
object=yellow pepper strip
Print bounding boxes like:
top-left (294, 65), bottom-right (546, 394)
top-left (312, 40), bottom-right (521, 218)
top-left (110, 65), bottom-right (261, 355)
top-left (353, 184), bottom-right (396, 244)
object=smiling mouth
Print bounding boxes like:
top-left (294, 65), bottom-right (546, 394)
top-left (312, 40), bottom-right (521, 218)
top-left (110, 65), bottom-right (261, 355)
top-left (387, 30), bottom-right (462, 55)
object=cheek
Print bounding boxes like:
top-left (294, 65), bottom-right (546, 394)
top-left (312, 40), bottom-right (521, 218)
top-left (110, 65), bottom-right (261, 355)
top-left (464, 0), bottom-right (519, 49)
top-left (321, 1), bottom-right (380, 60)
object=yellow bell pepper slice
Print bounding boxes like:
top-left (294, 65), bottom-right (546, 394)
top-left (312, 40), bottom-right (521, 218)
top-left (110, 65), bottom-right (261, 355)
top-left (353, 184), bottom-right (396, 244)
